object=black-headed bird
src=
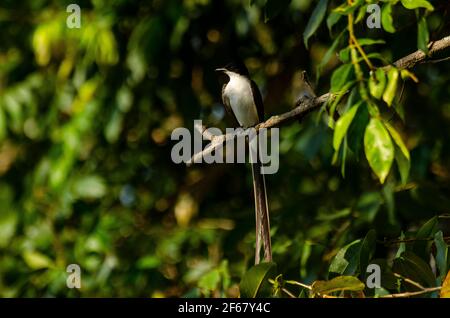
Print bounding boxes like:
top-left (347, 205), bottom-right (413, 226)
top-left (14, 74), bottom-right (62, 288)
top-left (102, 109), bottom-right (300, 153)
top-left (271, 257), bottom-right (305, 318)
top-left (215, 62), bottom-right (271, 264)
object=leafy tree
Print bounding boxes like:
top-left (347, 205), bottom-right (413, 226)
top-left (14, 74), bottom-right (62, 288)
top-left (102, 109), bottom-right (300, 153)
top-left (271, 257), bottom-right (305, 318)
top-left (0, 0), bottom-right (449, 298)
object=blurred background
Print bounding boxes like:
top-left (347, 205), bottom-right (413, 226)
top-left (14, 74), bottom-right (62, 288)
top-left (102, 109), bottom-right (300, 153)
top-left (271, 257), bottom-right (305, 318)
top-left (0, 0), bottom-right (449, 297)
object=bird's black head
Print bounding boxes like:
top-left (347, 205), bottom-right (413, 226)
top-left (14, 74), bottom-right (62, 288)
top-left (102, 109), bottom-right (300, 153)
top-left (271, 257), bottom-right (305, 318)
top-left (215, 61), bottom-right (249, 77)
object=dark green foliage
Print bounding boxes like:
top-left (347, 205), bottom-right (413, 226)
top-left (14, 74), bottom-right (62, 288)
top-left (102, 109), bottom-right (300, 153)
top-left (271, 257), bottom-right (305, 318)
top-left (0, 0), bottom-right (449, 297)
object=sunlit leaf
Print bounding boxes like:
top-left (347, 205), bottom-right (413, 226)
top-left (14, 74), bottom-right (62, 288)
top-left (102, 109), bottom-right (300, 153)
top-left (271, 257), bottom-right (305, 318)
top-left (23, 250), bottom-right (53, 270)
top-left (312, 276), bottom-right (365, 296)
top-left (364, 118), bottom-right (394, 184)
top-left (72, 175), bottom-right (107, 200)
top-left (0, 105), bottom-right (6, 141)
top-left (317, 31), bottom-right (345, 79)
top-left (326, 11), bottom-right (342, 32)
top-left (369, 69), bottom-right (386, 100)
top-left (0, 203), bottom-right (17, 248)
top-left (357, 38), bottom-right (385, 46)
top-left (199, 269), bottom-right (221, 294)
top-left (381, 3), bottom-right (396, 33)
top-left (400, 0), bottom-right (434, 11)
top-left (332, 0), bottom-right (363, 15)
top-left (333, 102), bottom-right (360, 151)
top-left (394, 145), bottom-right (411, 184)
top-left (384, 122), bottom-right (410, 160)
top-left (382, 68), bottom-right (399, 106)
top-left (329, 240), bottom-right (362, 277)
top-left (331, 64), bottom-right (353, 93)
top-left (441, 271), bottom-right (450, 298)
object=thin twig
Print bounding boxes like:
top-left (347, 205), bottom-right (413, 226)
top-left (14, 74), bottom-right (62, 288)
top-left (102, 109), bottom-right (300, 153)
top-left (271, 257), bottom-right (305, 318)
top-left (381, 286), bottom-right (441, 298)
top-left (284, 280), bottom-right (312, 290)
top-left (281, 287), bottom-right (297, 298)
top-left (381, 236), bottom-right (450, 245)
top-left (393, 273), bottom-right (425, 290)
top-left (384, 35), bottom-right (450, 70)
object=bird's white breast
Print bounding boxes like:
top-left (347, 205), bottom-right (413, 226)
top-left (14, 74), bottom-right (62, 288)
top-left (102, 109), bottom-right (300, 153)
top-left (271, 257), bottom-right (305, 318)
top-left (224, 73), bottom-right (259, 128)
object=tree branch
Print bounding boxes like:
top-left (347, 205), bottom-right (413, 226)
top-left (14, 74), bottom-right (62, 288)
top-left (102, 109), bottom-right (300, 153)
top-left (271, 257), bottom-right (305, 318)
top-left (381, 286), bottom-right (441, 298)
top-left (387, 35), bottom-right (450, 70)
top-left (186, 35), bottom-right (450, 166)
top-left (186, 93), bottom-right (334, 166)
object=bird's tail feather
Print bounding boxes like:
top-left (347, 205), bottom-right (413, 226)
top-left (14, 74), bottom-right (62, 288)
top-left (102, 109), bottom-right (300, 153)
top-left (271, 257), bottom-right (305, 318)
top-left (251, 162), bottom-right (272, 264)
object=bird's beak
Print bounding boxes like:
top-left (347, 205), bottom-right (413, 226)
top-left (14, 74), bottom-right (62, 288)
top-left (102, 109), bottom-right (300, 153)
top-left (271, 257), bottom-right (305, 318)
top-left (215, 68), bottom-right (227, 73)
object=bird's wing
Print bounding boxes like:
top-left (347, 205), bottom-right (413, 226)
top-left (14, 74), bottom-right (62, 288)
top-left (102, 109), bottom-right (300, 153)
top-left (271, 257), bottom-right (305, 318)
top-left (250, 80), bottom-right (264, 123)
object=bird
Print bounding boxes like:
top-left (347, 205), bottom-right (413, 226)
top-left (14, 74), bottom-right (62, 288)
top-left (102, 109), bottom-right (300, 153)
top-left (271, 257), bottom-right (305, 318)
top-left (215, 61), bottom-right (272, 264)
top-left (294, 70), bottom-right (316, 105)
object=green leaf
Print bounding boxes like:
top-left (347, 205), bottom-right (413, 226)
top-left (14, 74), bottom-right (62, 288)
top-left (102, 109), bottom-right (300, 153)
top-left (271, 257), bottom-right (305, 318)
top-left (382, 181), bottom-right (396, 225)
top-left (360, 230), bottom-right (376, 275)
top-left (355, 4), bottom-right (367, 24)
top-left (198, 269), bottom-right (221, 293)
top-left (384, 123), bottom-right (410, 161)
top-left (347, 102), bottom-right (369, 156)
top-left (400, 0), bottom-right (434, 11)
top-left (329, 240), bottom-right (362, 277)
top-left (317, 31), bottom-right (345, 80)
top-left (396, 232), bottom-right (407, 258)
top-left (364, 118), bottom-right (394, 184)
top-left (326, 11), bottom-right (342, 32)
top-left (333, 102), bottom-right (360, 151)
top-left (417, 16), bottom-right (430, 54)
top-left (385, 128), bottom-right (410, 174)
top-left (23, 250), bottom-right (53, 270)
top-left (400, 69), bottom-right (419, 83)
top-left (368, 69), bottom-right (386, 100)
top-left (395, 145), bottom-right (410, 184)
top-left (105, 110), bottom-right (124, 143)
top-left (264, 0), bottom-right (291, 22)
top-left (240, 262), bottom-right (277, 298)
top-left (413, 216), bottom-right (438, 260)
top-left (370, 259), bottom-right (399, 290)
top-left (312, 276), bottom-right (365, 295)
top-left (339, 47), bottom-right (350, 63)
top-left (303, 0), bottom-right (328, 49)
top-left (357, 38), bottom-right (386, 46)
top-left (341, 137), bottom-right (347, 177)
top-left (137, 255), bottom-right (161, 269)
top-left (393, 251), bottom-right (436, 288)
top-left (385, 123), bottom-right (410, 183)
top-left (382, 68), bottom-right (399, 106)
top-left (381, 3), bottom-right (396, 33)
top-left (72, 175), bottom-right (107, 200)
top-left (332, 0), bottom-right (363, 15)
top-left (434, 231), bottom-right (449, 282)
top-left (330, 64), bottom-right (353, 93)
top-left (0, 208), bottom-right (17, 248)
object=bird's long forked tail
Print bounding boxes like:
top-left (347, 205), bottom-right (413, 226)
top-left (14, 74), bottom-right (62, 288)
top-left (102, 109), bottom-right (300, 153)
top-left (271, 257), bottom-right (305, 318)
top-left (251, 161), bottom-right (272, 264)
